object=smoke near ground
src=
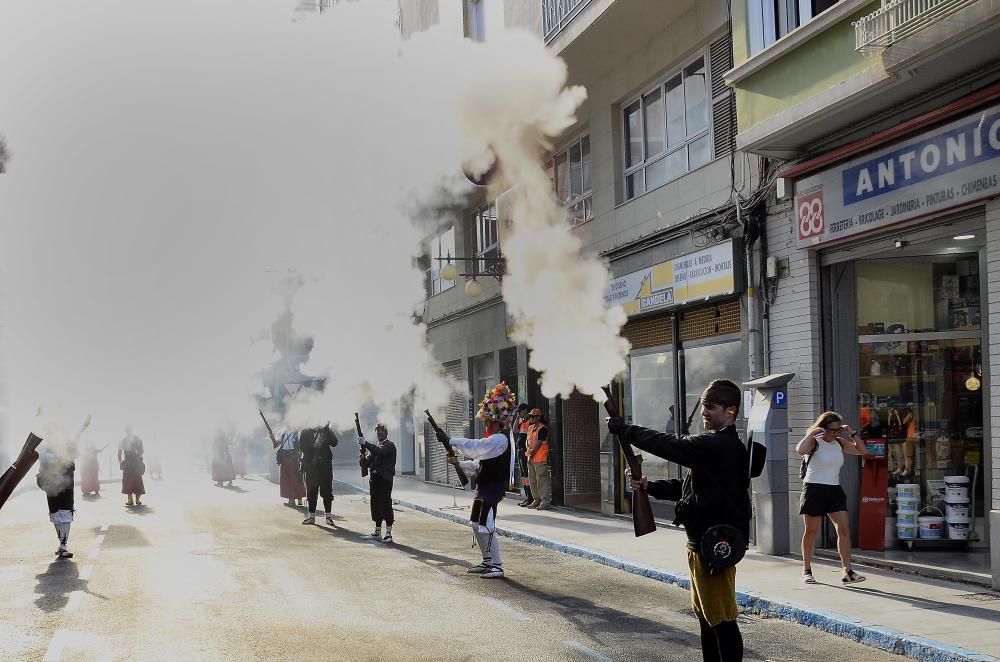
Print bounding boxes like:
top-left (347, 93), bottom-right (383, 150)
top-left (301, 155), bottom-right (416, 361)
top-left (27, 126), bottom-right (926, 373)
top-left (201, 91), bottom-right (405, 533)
top-left (0, 0), bottom-right (626, 467)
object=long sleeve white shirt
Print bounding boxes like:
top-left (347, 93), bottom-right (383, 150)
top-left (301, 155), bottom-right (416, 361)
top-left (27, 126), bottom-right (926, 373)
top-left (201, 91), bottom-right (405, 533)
top-left (448, 432), bottom-right (514, 484)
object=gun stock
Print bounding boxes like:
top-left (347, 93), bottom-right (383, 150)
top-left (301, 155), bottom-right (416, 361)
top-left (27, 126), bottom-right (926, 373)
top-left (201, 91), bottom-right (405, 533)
top-left (0, 433), bottom-right (44, 512)
top-left (601, 386), bottom-right (656, 537)
top-left (424, 410), bottom-right (469, 487)
top-left (259, 410), bottom-right (280, 449)
top-left (355, 413), bottom-right (369, 478)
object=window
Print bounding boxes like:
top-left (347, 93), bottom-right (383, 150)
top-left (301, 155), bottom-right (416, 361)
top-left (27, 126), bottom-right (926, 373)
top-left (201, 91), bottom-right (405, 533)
top-left (471, 201), bottom-right (498, 273)
top-left (622, 57), bottom-right (711, 201)
top-left (424, 226), bottom-right (455, 298)
top-left (547, 134), bottom-right (592, 226)
top-left (466, 0), bottom-right (485, 42)
top-left (747, 0), bottom-right (842, 54)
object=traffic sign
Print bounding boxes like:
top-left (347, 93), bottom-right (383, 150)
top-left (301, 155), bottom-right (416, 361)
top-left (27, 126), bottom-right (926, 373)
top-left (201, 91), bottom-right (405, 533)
top-left (772, 388), bottom-right (787, 409)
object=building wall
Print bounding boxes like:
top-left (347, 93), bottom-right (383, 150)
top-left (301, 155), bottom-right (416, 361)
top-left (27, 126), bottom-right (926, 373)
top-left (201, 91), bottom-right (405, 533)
top-left (986, 197), bottom-right (1000, 587)
top-left (730, 2), bottom-right (879, 135)
top-left (564, 1), bottom-right (751, 258)
top-left (762, 194), bottom-right (824, 545)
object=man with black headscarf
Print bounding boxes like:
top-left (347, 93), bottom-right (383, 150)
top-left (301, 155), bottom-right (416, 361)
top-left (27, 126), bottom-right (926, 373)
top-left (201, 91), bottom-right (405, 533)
top-left (608, 379), bottom-right (749, 662)
top-left (299, 424), bottom-right (338, 526)
top-left (360, 423), bottom-right (397, 543)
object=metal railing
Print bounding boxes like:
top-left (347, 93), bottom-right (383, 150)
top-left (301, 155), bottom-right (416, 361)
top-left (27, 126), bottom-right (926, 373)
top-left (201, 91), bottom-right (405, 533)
top-left (542, 0), bottom-right (592, 42)
top-left (854, 0), bottom-right (982, 53)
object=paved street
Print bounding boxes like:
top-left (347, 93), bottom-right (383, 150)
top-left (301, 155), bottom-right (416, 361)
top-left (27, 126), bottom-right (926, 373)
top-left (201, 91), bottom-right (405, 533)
top-left (0, 465), bottom-right (901, 662)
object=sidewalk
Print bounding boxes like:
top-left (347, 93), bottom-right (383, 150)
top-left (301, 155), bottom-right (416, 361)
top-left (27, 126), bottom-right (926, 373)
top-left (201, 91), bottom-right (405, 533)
top-left (338, 474), bottom-right (1000, 662)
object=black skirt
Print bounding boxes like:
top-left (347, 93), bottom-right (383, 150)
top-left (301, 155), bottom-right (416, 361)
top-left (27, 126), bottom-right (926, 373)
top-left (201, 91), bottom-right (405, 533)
top-left (799, 483), bottom-right (847, 516)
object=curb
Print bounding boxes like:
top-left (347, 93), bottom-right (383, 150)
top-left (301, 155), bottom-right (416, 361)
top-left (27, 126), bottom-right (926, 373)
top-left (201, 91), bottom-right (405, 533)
top-left (339, 481), bottom-right (998, 662)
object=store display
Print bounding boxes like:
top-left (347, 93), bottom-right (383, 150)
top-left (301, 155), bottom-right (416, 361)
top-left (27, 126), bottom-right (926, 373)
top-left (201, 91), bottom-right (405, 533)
top-left (917, 508), bottom-right (945, 539)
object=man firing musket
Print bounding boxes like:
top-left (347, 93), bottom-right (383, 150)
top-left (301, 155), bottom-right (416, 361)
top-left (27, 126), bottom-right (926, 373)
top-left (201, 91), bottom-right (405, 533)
top-left (429, 382), bottom-right (516, 580)
top-left (360, 422), bottom-right (397, 543)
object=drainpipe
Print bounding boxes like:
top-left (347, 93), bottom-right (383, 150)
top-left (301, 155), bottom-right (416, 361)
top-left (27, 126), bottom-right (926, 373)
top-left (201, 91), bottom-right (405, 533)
top-left (738, 198), bottom-right (760, 380)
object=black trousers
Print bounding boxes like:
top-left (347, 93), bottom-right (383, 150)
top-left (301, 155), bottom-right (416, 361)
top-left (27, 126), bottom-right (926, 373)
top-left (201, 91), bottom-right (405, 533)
top-left (305, 470), bottom-right (333, 513)
top-left (369, 473), bottom-right (394, 526)
top-left (516, 449), bottom-right (532, 501)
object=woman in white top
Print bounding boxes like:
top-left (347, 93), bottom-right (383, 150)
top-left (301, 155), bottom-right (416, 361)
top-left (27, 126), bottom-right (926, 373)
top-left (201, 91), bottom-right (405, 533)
top-left (796, 411), bottom-right (867, 585)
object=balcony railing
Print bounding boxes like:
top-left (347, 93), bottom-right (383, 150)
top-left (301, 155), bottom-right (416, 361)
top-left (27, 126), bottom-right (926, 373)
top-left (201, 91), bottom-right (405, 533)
top-left (542, 0), bottom-right (592, 42)
top-left (854, 0), bottom-right (981, 53)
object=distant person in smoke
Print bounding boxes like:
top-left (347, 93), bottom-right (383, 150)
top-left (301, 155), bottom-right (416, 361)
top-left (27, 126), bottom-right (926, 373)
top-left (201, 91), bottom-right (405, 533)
top-left (361, 423), bottom-right (397, 543)
top-left (299, 424), bottom-right (338, 525)
top-left (37, 444), bottom-right (76, 559)
top-left (118, 428), bottom-right (146, 507)
top-left (147, 451), bottom-right (163, 480)
top-left (231, 437), bottom-right (247, 478)
top-left (211, 433), bottom-right (237, 487)
top-left (79, 441), bottom-right (109, 496)
top-left (277, 430), bottom-right (305, 506)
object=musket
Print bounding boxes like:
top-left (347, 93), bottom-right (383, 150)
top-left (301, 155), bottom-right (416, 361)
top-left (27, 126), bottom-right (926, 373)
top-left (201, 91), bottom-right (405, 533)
top-left (602, 385), bottom-right (656, 537)
top-left (423, 410), bottom-right (469, 487)
top-left (259, 410), bottom-right (280, 449)
top-left (355, 413), bottom-right (369, 478)
top-left (0, 433), bottom-right (44, 512)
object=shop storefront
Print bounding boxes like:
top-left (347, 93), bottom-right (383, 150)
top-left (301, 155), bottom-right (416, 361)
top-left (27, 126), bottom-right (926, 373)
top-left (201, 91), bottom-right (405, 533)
top-left (791, 102), bottom-right (1000, 579)
top-left (603, 239), bottom-right (748, 520)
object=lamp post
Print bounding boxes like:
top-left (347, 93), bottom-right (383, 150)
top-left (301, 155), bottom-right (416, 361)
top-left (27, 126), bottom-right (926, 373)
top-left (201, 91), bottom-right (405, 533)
top-left (436, 253), bottom-right (504, 299)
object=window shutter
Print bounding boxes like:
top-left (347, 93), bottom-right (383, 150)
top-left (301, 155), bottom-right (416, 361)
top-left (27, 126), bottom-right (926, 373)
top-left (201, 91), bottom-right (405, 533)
top-left (709, 36), bottom-right (736, 159)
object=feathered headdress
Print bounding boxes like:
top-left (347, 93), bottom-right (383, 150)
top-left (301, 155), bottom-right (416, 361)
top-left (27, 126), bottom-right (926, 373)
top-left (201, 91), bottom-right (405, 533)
top-left (476, 381), bottom-right (518, 422)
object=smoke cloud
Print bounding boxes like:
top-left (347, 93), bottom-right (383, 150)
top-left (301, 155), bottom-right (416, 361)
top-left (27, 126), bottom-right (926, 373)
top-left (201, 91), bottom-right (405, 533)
top-left (0, 0), bottom-right (626, 467)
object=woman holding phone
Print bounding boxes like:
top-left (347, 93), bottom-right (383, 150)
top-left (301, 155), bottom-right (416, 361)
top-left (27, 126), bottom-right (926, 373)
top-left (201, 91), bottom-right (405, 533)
top-left (796, 411), bottom-right (868, 585)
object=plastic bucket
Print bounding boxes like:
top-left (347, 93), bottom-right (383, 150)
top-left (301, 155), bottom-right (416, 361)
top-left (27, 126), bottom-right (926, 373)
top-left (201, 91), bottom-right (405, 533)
top-left (897, 511), bottom-right (918, 526)
top-left (918, 516), bottom-right (945, 539)
top-left (945, 487), bottom-right (969, 502)
top-left (946, 502), bottom-right (970, 523)
top-left (897, 484), bottom-right (920, 499)
top-left (944, 475), bottom-right (969, 488)
top-left (947, 522), bottom-right (969, 540)
top-left (896, 496), bottom-right (919, 512)
top-left (897, 524), bottom-right (917, 539)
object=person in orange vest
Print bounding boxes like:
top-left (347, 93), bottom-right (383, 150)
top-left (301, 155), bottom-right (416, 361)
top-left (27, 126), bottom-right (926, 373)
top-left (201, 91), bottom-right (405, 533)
top-left (525, 409), bottom-right (551, 510)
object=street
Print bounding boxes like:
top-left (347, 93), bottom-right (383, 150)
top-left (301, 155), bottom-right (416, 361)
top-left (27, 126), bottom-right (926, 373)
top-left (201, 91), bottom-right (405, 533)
top-left (0, 462), bottom-right (899, 662)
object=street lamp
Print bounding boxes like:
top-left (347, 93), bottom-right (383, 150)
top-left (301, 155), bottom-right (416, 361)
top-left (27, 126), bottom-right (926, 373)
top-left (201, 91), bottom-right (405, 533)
top-left (435, 252), bottom-right (505, 301)
top-left (465, 279), bottom-right (484, 298)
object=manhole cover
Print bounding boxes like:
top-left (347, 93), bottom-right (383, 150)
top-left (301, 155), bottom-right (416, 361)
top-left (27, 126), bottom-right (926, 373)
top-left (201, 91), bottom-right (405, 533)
top-left (960, 592), bottom-right (1000, 601)
top-left (188, 548), bottom-right (242, 556)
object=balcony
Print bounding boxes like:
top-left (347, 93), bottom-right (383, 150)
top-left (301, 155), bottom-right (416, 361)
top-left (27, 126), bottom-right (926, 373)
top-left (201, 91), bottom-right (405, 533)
top-left (854, 0), bottom-right (981, 52)
top-left (543, 0), bottom-right (592, 42)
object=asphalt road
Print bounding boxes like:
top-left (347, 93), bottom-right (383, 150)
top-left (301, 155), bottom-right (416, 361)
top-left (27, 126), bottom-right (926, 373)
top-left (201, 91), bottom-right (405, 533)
top-left (0, 463), bottom-right (902, 661)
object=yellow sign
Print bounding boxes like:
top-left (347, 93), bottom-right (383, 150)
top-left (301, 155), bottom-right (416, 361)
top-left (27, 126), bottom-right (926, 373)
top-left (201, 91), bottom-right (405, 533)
top-left (603, 240), bottom-right (742, 317)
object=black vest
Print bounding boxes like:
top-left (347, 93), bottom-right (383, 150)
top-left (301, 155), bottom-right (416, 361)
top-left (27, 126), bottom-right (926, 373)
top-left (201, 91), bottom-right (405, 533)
top-left (477, 433), bottom-right (511, 488)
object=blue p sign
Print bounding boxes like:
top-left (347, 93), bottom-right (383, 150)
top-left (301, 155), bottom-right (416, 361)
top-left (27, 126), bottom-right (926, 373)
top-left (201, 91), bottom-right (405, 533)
top-left (772, 388), bottom-right (787, 408)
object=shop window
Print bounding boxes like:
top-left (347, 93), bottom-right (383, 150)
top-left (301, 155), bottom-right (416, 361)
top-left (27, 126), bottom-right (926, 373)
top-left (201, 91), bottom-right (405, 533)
top-left (857, 254), bottom-right (985, 530)
top-left (630, 349), bottom-right (678, 483)
top-left (682, 339), bottom-right (748, 436)
top-left (857, 256), bottom-right (980, 335)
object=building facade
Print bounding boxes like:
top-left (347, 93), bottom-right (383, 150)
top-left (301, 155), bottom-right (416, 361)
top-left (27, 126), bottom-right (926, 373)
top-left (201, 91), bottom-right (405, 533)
top-left (402, 0), bottom-right (764, 521)
top-left (728, 0), bottom-right (1000, 587)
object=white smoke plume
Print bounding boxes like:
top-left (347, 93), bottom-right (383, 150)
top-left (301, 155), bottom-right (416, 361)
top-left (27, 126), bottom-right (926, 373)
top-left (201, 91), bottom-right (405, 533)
top-left (453, 39), bottom-right (630, 400)
top-left (0, 0), bottom-right (626, 467)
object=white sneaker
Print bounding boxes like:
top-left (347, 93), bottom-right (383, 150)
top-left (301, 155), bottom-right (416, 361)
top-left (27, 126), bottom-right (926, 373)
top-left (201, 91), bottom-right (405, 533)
top-left (480, 565), bottom-right (504, 579)
top-left (802, 570), bottom-right (817, 584)
top-left (301, 516), bottom-right (315, 525)
top-left (325, 515), bottom-right (335, 526)
top-left (382, 533), bottom-right (393, 544)
top-left (466, 561), bottom-right (492, 574)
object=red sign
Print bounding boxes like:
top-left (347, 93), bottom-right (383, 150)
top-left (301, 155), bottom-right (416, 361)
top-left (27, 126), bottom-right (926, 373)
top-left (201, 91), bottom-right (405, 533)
top-left (797, 190), bottom-right (825, 240)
